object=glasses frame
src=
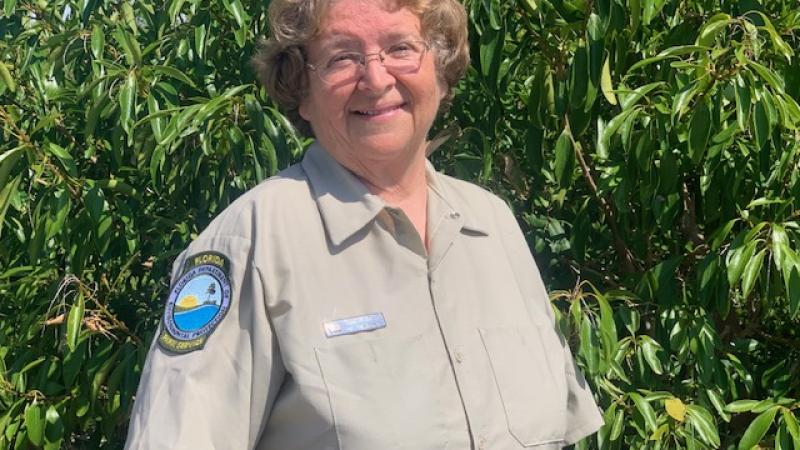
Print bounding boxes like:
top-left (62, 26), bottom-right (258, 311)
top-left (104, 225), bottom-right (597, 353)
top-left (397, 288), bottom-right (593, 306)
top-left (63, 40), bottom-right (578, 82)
top-left (306, 40), bottom-right (431, 85)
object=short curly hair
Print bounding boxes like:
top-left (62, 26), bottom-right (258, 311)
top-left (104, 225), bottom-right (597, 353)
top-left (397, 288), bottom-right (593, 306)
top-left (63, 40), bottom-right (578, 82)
top-left (251, 0), bottom-right (470, 135)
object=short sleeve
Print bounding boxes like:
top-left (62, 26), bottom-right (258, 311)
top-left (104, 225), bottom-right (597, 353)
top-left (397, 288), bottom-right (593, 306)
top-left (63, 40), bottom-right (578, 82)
top-left (124, 235), bottom-right (285, 450)
top-left (489, 194), bottom-right (604, 445)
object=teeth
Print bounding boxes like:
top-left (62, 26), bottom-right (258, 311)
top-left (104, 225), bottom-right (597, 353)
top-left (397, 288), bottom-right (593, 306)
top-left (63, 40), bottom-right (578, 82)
top-left (356, 105), bottom-right (400, 115)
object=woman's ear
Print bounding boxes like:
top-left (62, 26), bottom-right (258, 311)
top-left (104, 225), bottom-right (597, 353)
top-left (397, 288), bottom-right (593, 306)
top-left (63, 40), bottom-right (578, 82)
top-left (299, 99), bottom-right (310, 121)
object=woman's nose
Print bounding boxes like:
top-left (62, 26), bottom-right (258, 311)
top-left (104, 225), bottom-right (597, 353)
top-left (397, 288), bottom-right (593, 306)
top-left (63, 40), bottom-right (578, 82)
top-left (358, 55), bottom-right (396, 93)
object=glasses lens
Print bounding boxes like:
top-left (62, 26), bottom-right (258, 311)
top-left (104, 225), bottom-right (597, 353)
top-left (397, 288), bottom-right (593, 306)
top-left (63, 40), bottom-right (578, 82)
top-left (320, 53), bottom-right (361, 84)
top-left (383, 41), bottom-right (426, 73)
top-left (315, 41), bottom-right (428, 84)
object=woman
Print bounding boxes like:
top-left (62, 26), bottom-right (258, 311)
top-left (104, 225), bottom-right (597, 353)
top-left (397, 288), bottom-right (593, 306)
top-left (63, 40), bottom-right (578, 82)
top-left (125, 0), bottom-right (603, 448)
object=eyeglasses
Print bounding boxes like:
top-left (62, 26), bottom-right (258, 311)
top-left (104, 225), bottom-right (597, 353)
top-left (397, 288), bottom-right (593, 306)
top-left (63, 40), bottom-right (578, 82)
top-left (307, 40), bottom-right (430, 85)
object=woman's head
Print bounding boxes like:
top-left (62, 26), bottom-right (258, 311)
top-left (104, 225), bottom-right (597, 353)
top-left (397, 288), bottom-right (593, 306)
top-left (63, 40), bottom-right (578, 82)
top-left (252, 0), bottom-right (469, 136)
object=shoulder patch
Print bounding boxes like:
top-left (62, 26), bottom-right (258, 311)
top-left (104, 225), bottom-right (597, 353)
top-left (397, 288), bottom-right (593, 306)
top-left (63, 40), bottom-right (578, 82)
top-left (158, 251), bottom-right (232, 354)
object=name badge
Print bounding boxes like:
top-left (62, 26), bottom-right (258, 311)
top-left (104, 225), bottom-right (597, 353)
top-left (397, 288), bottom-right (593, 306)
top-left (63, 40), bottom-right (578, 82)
top-left (324, 313), bottom-right (386, 338)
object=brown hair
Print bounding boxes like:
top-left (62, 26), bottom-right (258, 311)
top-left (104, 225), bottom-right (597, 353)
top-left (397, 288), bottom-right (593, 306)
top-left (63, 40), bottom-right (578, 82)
top-left (251, 0), bottom-right (470, 135)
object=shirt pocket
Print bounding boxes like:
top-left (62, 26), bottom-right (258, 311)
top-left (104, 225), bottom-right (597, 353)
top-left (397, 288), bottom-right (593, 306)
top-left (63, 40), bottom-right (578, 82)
top-left (314, 333), bottom-right (464, 450)
top-left (479, 325), bottom-right (568, 447)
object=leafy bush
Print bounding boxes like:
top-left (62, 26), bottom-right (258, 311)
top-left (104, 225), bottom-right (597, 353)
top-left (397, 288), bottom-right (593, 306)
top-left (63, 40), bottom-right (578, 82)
top-left (1, 0), bottom-right (798, 448)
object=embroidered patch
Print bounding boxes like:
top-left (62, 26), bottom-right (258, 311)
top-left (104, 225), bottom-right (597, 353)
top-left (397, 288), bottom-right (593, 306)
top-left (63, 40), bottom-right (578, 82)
top-left (158, 252), bottom-right (232, 353)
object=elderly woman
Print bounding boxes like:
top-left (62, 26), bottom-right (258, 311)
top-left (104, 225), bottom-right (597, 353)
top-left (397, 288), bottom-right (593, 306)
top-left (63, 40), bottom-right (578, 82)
top-left (125, 0), bottom-right (603, 449)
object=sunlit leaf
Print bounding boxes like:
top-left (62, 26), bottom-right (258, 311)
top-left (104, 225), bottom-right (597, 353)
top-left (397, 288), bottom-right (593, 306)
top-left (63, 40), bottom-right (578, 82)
top-left (66, 294), bottom-right (84, 353)
top-left (23, 402), bottom-right (44, 446)
top-left (665, 397), bottom-right (686, 422)
top-left (738, 406), bottom-right (779, 450)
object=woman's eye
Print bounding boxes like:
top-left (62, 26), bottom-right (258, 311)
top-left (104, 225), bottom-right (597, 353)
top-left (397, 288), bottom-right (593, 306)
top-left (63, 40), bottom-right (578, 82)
top-left (386, 42), bottom-right (420, 58)
top-left (326, 53), bottom-right (360, 69)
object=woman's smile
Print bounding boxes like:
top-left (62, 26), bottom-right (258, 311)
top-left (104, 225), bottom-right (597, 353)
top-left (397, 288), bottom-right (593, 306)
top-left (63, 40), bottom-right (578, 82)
top-left (351, 102), bottom-right (407, 119)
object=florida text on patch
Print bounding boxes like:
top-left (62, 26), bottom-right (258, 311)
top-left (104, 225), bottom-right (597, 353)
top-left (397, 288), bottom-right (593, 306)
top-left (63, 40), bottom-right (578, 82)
top-left (158, 252), bottom-right (232, 353)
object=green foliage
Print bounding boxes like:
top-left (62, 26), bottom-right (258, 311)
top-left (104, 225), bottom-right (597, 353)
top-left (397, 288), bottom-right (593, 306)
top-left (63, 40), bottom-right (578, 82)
top-left (0, 0), bottom-right (305, 447)
top-left (436, 0), bottom-right (800, 447)
top-left (1, 0), bottom-right (799, 448)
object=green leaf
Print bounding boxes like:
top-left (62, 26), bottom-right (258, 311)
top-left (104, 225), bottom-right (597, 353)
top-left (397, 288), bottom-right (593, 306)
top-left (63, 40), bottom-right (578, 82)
top-left (752, 11), bottom-right (794, 61)
top-left (603, 107), bottom-right (638, 144)
top-left (3, 0), bottom-right (16, 16)
top-left (750, 61), bottom-right (785, 92)
top-left (726, 399), bottom-right (760, 413)
top-left (569, 47), bottom-right (589, 110)
top-left (782, 409), bottom-right (800, 446)
top-left (786, 265), bottom-right (800, 318)
top-left (600, 54), bottom-right (617, 106)
top-left (706, 389), bottom-right (731, 422)
top-left (735, 74), bottom-right (752, 131)
top-left (91, 348), bottom-right (121, 401)
top-left (639, 336), bottom-right (664, 375)
top-left (629, 0), bottom-right (640, 33)
top-left (688, 100), bottom-right (712, 166)
top-left (727, 239), bottom-right (757, 286)
top-left (66, 294), bottom-right (85, 352)
top-left (579, 315), bottom-right (600, 375)
top-left (222, 0), bottom-right (249, 27)
top-left (43, 406), bottom-right (63, 450)
top-left (630, 392), bottom-right (658, 433)
top-left (597, 293), bottom-right (618, 360)
top-left (0, 61), bottom-right (15, 93)
top-left (0, 145), bottom-right (24, 190)
top-left (119, 70), bottom-right (137, 138)
top-left (45, 143), bottom-right (77, 177)
top-left (112, 27), bottom-right (142, 66)
top-left (620, 82), bottom-right (664, 111)
top-left (686, 405), bottom-right (721, 447)
top-left (673, 81), bottom-right (699, 120)
top-left (146, 65), bottom-right (197, 88)
top-left (741, 248), bottom-right (766, 297)
top-left (753, 97), bottom-right (771, 150)
top-left (738, 406), bottom-right (779, 450)
top-left (84, 184), bottom-right (105, 223)
top-left (91, 25), bottom-right (104, 59)
top-left (24, 402), bottom-right (44, 446)
top-left (479, 25), bottom-right (504, 88)
top-left (168, 0), bottom-right (186, 25)
top-left (62, 339), bottom-right (85, 387)
top-left (696, 13), bottom-right (732, 47)
top-left (554, 126), bottom-right (574, 188)
top-left (627, 45), bottom-right (709, 73)
top-left (0, 175), bottom-right (19, 239)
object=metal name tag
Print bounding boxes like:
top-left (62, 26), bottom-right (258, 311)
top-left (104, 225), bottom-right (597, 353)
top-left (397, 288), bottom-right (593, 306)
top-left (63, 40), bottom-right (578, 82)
top-left (323, 313), bottom-right (386, 338)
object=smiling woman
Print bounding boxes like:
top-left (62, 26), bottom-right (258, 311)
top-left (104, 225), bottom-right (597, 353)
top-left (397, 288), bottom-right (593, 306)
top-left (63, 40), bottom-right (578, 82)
top-left (123, 1), bottom-right (603, 449)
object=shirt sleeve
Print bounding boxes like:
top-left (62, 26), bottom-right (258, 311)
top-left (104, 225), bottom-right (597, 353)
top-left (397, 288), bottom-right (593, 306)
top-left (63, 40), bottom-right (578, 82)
top-left (489, 194), bottom-right (604, 445)
top-left (125, 235), bottom-right (285, 450)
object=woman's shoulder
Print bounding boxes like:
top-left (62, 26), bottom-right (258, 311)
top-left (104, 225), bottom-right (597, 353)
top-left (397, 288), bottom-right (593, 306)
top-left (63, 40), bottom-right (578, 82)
top-left (432, 170), bottom-right (513, 217)
top-left (194, 163), bottom-right (316, 243)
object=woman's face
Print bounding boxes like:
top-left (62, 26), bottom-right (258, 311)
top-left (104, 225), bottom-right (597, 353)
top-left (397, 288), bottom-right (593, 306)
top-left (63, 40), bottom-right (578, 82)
top-left (299, 0), bottom-right (444, 169)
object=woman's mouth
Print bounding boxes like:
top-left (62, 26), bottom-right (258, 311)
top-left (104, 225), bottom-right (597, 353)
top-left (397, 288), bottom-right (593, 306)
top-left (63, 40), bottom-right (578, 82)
top-left (352, 104), bottom-right (405, 117)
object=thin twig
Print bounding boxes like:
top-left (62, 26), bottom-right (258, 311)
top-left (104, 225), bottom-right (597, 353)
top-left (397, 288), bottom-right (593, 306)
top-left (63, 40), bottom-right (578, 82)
top-left (573, 137), bottom-right (639, 274)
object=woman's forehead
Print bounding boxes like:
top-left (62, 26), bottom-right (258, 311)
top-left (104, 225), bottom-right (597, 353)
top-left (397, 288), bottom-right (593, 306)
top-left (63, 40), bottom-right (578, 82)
top-left (314, 0), bottom-right (422, 45)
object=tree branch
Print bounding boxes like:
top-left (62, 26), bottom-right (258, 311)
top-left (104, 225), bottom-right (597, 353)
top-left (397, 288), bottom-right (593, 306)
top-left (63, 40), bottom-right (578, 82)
top-left (574, 140), bottom-right (639, 274)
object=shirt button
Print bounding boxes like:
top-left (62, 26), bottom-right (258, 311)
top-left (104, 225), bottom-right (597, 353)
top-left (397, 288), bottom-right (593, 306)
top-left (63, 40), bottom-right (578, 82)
top-left (449, 211), bottom-right (460, 219)
top-left (478, 436), bottom-right (487, 449)
top-left (454, 351), bottom-right (464, 363)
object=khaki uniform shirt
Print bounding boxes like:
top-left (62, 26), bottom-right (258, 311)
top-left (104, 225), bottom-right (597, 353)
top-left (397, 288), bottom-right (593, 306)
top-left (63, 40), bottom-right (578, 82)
top-left (125, 143), bottom-right (603, 450)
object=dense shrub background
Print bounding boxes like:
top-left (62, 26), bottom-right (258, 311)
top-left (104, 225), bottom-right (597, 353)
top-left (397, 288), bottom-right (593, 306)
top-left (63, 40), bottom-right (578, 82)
top-left (1, 0), bottom-right (799, 448)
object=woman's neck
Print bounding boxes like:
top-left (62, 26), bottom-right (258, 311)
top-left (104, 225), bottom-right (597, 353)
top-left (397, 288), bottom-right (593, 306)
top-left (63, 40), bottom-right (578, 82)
top-left (340, 149), bottom-right (429, 248)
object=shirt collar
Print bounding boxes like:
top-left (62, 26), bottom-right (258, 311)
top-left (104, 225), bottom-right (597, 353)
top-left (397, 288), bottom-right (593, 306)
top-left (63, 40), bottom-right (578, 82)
top-left (301, 142), bottom-right (488, 247)
top-left (425, 160), bottom-right (488, 236)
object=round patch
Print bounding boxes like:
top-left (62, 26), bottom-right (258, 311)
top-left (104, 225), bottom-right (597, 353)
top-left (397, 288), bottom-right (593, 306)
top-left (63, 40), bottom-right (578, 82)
top-left (163, 264), bottom-right (231, 342)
